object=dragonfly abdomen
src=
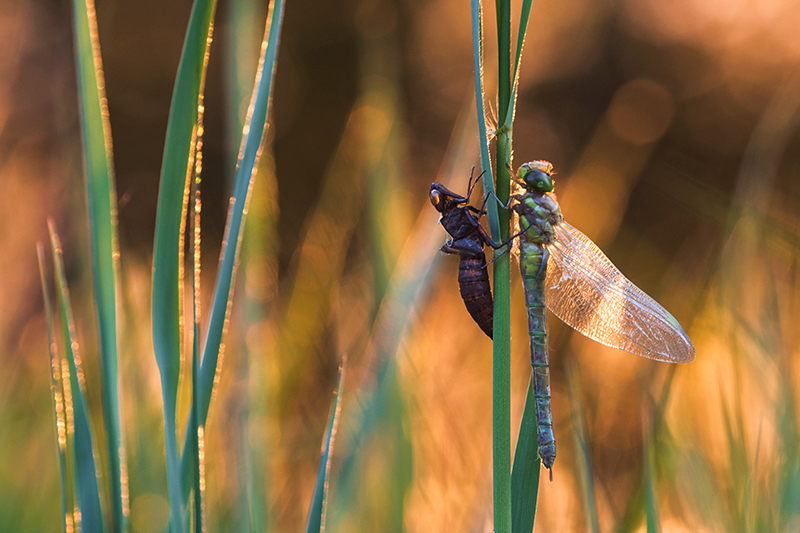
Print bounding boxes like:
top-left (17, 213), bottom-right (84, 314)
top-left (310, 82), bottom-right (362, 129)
top-left (520, 239), bottom-right (556, 470)
top-left (457, 254), bottom-right (493, 339)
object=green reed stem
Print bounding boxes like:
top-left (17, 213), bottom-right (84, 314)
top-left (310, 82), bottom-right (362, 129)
top-left (493, 0), bottom-right (513, 530)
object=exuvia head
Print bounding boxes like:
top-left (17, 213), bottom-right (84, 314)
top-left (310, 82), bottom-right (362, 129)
top-left (429, 182), bottom-right (463, 213)
top-left (517, 160), bottom-right (554, 192)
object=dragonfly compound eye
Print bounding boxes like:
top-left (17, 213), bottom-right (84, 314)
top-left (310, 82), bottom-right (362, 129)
top-left (523, 169), bottom-right (554, 193)
top-left (517, 161), bottom-right (555, 193)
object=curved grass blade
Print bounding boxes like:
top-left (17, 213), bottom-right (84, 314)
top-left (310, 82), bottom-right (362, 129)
top-left (643, 427), bottom-right (660, 533)
top-left (224, 1), bottom-right (271, 527)
top-left (327, 123), bottom-right (473, 526)
top-left (49, 222), bottom-right (106, 533)
top-left (190, 175), bottom-right (204, 533)
top-left (306, 356), bottom-right (346, 533)
top-left (469, 0), bottom-right (499, 240)
top-left (511, 375), bottom-right (541, 533)
top-left (70, 0), bottom-right (127, 528)
top-left (329, 362), bottom-right (412, 531)
top-left (177, 0), bottom-right (286, 503)
top-left (38, 244), bottom-right (72, 533)
top-left (567, 362), bottom-right (600, 533)
top-left (151, 0), bottom-right (217, 530)
top-left (501, 0), bottom-right (533, 129)
top-left (617, 366), bottom-right (678, 531)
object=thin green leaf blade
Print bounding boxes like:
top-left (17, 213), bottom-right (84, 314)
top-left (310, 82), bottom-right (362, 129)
top-left (152, 0), bottom-right (217, 397)
top-left (471, 1), bottom-right (515, 531)
top-left (38, 244), bottom-right (72, 533)
top-left (178, 0), bottom-right (286, 502)
top-left (49, 222), bottom-right (106, 533)
top-left (328, 361), bottom-right (412, 531)
top-left (70, 0), bottom-right (127, 529)
top-left (502, 0), bottom-right (534, 129)
top-left (644, 433), bottom-right (660, 533)
top-left (197, 0), bottom-right (284, 419)
top-left (151, 0), bottom-right (217, 530)
top-left (567, 362), bottom-right (600, 533)
top-left (306, 357), bottom-right (347, 533)
top-left (223, 1), bottom-right (274, 528)
top-left (511, 375), bottom-right (541, 533)
top-left (494, 0), bottom-right (514, 529)
top-left (190, 180), bottom-right (204, 533)
top-left (469, 0), bottom-right (500, 240)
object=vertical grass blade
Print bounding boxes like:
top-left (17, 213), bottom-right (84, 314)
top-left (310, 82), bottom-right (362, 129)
top-left (190, 174), bottom-right (204, 532)
top-left (178, 0), bottom-right (286, 503)
top-left (69, 0), bottom-right (127, 529)
top-left (721, 389), bottom-right (748, 529)
top-left (567, 362), bottom-right (600, 533)
top-left (469, 0), bottom-right (499, 239)
top-left (305, 357), bottom-right (346, 533)
top-left (495, 0), bottom-right (513, 530)
top-left (49, 222), bottom-right (106, 533)
top-left (616, 366), bottom-right (678, 532)
top-left (502, 0), bottom-right (533, 129)
top-left (327, 131), bottom-right (464, 524)
top-left (224, 0), bottom-right (264, 179)
top-left (469, 0), bottom-right (519, 529)
top-left (643, 427), bottom-right (660, 533)
top-left (329, 362), bottom-right (412, 531)
top-left (511, 376), bottom-right (541, 533)
top-left (152, 0), bottom-right (217, 530)
top-left (224, 0), bottom-right (269, 528)
top-left (38, 244), bottom-right (72, 533)
top-left (195, 0), bottom-right (284, 425)
top-left (777, 366), bottom-right (800, 527)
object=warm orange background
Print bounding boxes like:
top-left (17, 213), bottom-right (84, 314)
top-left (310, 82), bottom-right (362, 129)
top-left (2, 0), bottom-right (799, 531)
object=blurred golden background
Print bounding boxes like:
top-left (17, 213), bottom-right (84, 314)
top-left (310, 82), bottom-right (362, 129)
top-left (1, 0), bottom-right (800, 530)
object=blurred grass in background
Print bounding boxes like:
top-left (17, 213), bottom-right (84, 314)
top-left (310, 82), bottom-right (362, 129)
top-left (2, 0), bottom-right (800, 531)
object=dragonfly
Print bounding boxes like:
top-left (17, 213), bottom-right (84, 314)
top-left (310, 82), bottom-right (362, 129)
top-left (430, 171), bottom-right (504, 339)
top-left (509, 160), bottom-right (696, 472)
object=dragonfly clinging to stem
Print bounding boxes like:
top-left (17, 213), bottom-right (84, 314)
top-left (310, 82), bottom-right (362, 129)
top-left (509, 160), bottom-right (696, 473)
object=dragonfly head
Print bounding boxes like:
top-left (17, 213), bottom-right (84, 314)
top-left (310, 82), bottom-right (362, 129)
top-left (517, 160), bottom-right (554, 193)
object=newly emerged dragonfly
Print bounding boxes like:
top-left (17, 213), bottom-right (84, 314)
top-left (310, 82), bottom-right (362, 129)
top-left (510, 160), bottom-right (695, 472)
top-left (430, 172), bottom-right (501, 339)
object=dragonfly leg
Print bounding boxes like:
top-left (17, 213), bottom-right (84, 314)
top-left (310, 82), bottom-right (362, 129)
top-left (538, 247), bottom-right (549, 278)
top-left (466, 167), bottom-right (487, 201)
top-left (468, 170), bottom-right (517, 214)
top-left (480, 220), bottom-right (534, 257)
top-left (476, 221), bottom-right (537, 271)
top-left (481, 246), bottom-right (510, 269)
top-left (479, 186), bottom-right (516, 213)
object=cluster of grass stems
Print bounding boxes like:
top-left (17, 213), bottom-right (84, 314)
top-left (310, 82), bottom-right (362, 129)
top-left (30, 0), bottom-right (800, 531)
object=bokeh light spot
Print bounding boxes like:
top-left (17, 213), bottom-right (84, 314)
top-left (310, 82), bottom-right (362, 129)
top-left (607, 78), bottom-right (675, 145)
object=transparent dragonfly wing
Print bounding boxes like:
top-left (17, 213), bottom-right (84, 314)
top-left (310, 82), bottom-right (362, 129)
top-left (544, 222), bottom-right (695, 362)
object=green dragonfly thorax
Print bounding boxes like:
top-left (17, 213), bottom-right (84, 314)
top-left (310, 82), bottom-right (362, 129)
top-left (513, 160), bottom-right (562, 245)
top-left (513, 189), bottom-right (563, 246)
